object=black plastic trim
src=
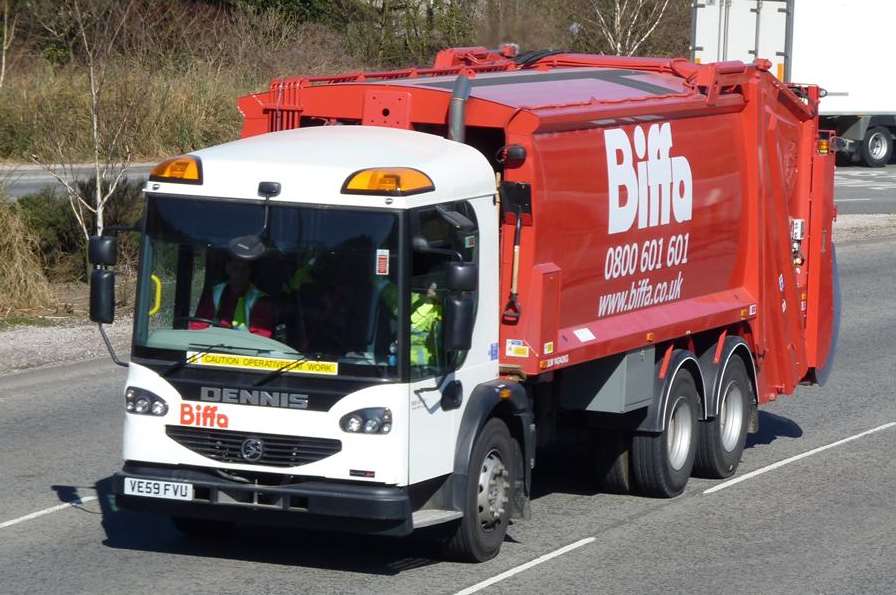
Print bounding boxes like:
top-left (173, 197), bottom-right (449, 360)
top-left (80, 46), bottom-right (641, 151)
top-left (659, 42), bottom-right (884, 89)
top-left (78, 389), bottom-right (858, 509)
top-left (115, 464), bottom-right (412, 535)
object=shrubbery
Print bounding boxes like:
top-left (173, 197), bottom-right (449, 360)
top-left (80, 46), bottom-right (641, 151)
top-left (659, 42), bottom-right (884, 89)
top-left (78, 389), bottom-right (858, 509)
top-left (0, 195), bottom-right (53, 310)
top-left (15, 178), bottom-right (145, 282)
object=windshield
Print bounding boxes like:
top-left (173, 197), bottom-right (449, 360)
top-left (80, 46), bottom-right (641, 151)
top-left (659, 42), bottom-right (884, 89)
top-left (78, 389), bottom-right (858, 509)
top-left (133, 195), bottom-right (402, 379)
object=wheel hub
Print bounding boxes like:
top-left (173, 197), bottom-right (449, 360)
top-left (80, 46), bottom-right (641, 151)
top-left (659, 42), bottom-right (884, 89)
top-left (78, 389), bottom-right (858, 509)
top-left (477, 449), bottom-right (509, 530)
top-left (719, 381), bottom-right (744, 452)
top-left (666, 396), bottom-right (693, 471)
top-left (869, 131), bottom-right (888, 160)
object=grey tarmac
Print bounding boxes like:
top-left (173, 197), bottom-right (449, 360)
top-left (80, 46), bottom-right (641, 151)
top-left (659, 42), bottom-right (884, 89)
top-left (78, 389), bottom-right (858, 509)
top-left (0, 235), bottom-right (893, 594)
top-left (834, 163), bottom-right (896, 215)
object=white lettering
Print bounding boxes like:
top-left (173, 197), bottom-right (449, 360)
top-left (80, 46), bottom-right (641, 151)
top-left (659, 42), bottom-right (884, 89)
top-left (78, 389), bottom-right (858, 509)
top-left (605, 123), bottom-right (693, 234)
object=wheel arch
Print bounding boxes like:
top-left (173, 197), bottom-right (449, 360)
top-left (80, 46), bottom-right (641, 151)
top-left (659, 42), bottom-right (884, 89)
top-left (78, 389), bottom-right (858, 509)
top-left (451, 380), bottom-right (533, 519)
top-left (639, 349), bottom-right (704, 433)
top-left (699, 336), bottom-right (758, 419)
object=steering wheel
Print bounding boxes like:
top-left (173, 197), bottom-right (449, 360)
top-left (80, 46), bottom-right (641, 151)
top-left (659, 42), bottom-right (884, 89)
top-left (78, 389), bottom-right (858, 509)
top-left (174, 316), bottom-right (231, 329)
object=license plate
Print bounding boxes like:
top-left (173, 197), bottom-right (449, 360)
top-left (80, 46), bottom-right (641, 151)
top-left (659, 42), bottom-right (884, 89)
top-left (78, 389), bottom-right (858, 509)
top-left (123, 477), bottom-right (193, 501)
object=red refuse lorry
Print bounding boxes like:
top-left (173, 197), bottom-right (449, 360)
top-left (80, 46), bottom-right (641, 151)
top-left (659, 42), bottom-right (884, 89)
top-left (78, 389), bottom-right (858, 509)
top-left (96, 46), bottom-right (838, 562)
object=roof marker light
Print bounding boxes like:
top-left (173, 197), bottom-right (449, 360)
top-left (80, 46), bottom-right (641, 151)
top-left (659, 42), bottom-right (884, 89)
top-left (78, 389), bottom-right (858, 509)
top-left (149, 155), bottom-right (203, 185)
top-left (342, 167), bottom-right (434, 196)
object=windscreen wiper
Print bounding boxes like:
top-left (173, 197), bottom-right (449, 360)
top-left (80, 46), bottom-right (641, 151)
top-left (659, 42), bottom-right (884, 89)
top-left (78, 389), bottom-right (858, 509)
top-left (162, 342), bottom-right (229, 377)
top-left (253, 354), bottom-right (308, 386)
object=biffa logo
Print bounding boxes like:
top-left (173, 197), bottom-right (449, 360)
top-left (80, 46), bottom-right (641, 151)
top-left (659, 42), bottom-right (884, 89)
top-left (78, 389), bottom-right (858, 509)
top-left (605, 123), bottom-right (693, 234)
top-left (180, 403), bottom-right (229, 429)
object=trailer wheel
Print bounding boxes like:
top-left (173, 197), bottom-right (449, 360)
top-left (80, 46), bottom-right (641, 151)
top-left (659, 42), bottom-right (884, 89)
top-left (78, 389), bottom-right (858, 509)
top-left (861, 126), bottom-right (892, 167)
top-left (594, 429), bottom-right (632, 494)
top-left (443, 418), bottom-right (515, 562)
top-left (694, 356), bottom-right (753, 479)
top-left (631, 368), bottom-right (699, 498)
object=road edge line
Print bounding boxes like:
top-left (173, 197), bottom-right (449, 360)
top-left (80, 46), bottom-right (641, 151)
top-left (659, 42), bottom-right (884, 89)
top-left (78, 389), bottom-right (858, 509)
top-left (454, 537), bottom-right (596, 595)
top-left (704, 422), bottom-right (896, 495)
top-left (0, 496), bottom-right (98, 530)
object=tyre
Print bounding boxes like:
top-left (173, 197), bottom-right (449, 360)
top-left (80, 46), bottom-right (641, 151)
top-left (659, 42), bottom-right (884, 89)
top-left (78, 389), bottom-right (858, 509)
top-left (860, 126), bottom-right (892, 167)
top-left (594, 429), bottom-right (632, 494)
top-left (172, 516), bottom-right (233, 539)
top-left (631, 367), bottom-right (699, 498)
top-left (694, 355), bottom-right (753, 479)
top-left (443, 417), bottom-right (516, 562)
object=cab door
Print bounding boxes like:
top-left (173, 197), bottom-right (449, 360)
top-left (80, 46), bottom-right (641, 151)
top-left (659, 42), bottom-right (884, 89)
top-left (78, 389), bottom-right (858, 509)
top-left (407, 197), bottom-right (499, 485)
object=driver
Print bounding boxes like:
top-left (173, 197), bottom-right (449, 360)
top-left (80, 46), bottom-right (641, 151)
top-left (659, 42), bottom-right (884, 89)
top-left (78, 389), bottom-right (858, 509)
top-left (190, 256), bottom-right (275, 337)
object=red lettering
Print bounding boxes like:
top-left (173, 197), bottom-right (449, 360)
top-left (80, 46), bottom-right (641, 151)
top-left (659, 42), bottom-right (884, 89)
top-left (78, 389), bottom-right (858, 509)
top-left (180, 404), bottom-right (230, 429)
top-left (180, 403), bottom-right (194, 425)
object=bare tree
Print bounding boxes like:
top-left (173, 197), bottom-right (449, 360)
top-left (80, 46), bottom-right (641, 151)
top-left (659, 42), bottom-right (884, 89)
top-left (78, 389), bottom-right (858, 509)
top-left (30, 0), bottom-right (136, 247)
top-left (0, 0), bottom-right (17, 88)
top-left (585, 0), bottom-right (672, 56)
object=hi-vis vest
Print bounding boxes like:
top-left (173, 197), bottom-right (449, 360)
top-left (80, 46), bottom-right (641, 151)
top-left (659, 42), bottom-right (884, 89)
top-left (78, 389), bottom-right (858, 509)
top-left (409, 294), bottom-right (441, 366)
top-left (212, 283), bottom-right (264, 331)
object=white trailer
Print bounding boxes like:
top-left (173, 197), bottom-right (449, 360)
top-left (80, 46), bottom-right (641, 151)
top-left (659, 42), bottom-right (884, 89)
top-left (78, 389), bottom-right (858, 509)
top-left (691, 0), bottom-right (896, 166)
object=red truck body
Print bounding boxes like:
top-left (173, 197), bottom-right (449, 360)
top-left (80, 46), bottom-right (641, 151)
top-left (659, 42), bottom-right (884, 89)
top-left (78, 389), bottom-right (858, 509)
top-left (237, 46), bottom-right (837, 408)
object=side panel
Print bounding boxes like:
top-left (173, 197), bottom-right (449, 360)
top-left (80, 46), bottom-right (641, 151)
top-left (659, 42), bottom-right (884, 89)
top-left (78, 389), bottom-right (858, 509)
top-left (500, 111), bottom-right (750, 375)
top-left (789, 0), bottom-right (896, 114)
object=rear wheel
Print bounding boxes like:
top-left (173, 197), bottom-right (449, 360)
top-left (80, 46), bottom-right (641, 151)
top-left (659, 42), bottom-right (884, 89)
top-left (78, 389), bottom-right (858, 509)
top-left (594, 429), bottom-right (632, 494)
top-left (694, 356), bottom-right (752, 479)
top-left (861, 126), bottom-right (892, 167)
top-left (443, 418), bottom-right (516, 562)
top-left (631, 368), bottom-right (699, 498)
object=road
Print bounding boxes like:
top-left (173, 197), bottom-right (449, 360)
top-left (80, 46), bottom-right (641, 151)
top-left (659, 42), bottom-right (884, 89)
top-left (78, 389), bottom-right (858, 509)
top-left (834, 164), bottom-right (896, 214)
top-left (0, 163), bottom-right (154, 199)
top-left (1, 234), bottom-right (893, 594)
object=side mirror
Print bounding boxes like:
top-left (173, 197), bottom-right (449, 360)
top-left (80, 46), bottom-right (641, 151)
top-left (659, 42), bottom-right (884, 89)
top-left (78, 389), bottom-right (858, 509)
top-left (90, 269), bottom-right (116, 324)
top-left (443, 294), bottom-right (474, 352)
top-left (445, 261), bottom-right (477, 292)
top-left (88, 235), bottom-right (117, 266)
top-left (413, 235), bottom-right (462, 262)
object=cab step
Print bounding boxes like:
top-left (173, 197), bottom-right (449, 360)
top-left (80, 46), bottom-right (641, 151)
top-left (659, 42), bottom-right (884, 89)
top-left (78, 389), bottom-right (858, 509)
top-left (412, 509), bottom-right (463, 528)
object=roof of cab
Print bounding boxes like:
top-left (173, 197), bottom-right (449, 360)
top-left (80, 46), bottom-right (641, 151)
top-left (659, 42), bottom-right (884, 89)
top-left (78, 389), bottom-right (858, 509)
top-left (147, 125), bottom-right (496, 208)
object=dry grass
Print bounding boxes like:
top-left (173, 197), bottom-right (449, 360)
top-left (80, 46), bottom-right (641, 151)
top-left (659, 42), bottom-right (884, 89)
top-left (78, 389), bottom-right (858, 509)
top-left (0, 196), bottom-right (53, 310)
top-left (0, 6), bottom-right (356, 160)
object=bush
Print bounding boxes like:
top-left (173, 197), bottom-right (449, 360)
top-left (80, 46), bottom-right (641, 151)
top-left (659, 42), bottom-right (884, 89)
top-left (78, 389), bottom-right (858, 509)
top-left (0, 196), bottom-right (53, 311)
top-left (15, 177), bottom-right (145, 281)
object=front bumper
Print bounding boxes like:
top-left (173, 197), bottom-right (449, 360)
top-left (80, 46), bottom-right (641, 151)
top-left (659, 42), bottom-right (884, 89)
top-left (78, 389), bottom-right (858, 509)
top-left (115, 463), bottom-right (413, 536)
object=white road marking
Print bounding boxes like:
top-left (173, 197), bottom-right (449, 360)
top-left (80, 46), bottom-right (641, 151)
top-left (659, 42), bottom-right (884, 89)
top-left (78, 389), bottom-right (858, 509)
top-left (454, 537), bottom-right (596, 595)
top-left (0, 496), bottom-right (98, 530)
top-left (834, 198), bottom-right (871, 202)
top-left (704, 422), bottom-right (896, 495)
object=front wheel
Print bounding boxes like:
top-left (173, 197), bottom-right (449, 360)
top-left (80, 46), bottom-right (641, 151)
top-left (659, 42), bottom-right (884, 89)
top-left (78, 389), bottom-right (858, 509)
top-left (443, 418), bottom-right (517, 562)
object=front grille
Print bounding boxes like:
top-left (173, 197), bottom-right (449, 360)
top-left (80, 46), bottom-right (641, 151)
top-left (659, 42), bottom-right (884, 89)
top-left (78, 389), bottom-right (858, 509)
top-left (166, 425), bottom-right (341, 467)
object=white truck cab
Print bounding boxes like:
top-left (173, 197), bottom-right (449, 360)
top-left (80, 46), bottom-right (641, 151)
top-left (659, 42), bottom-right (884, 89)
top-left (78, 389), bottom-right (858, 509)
top-left (93, 125), bottom-right (533, 561)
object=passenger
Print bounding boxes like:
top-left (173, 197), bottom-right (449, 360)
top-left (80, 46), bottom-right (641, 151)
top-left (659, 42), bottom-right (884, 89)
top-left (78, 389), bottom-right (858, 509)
top-left (383, 281), bottom-right (442, 368)
top-left (190, 256), bottom-right (275, 337)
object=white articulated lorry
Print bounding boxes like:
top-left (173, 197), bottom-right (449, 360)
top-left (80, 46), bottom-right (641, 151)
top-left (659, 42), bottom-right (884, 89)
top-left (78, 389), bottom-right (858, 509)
top-left (691, 0), bottom-right (896, 166)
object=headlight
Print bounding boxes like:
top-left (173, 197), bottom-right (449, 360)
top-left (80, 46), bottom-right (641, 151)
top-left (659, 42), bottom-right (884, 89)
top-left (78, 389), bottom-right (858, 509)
top-left (125, 386), bottom-right (168, 417)
top-left (340, 408), bottom-right (391, 435)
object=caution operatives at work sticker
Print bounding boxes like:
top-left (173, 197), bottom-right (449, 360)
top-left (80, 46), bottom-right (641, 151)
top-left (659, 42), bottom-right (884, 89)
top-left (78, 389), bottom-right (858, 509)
top-left (186, 352), bottom-right (338, 376)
